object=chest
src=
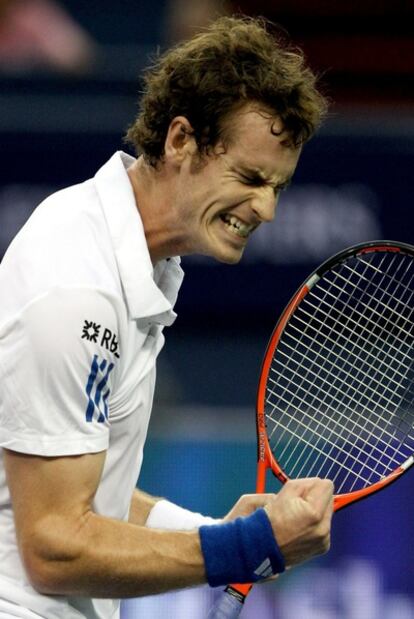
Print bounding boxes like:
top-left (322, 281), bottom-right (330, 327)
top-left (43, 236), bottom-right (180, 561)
top-left (107, 319), bottom-right (163, 440)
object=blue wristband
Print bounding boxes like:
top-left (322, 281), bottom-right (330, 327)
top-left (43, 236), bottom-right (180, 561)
top-left (199, 508), bottom-right (285, 587)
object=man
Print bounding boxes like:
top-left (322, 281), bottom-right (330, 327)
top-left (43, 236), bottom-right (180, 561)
top-left (0, 16), bottom-right (333, 619)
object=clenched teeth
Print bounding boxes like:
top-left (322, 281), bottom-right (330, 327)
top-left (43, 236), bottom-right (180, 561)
top-left (220, 214), bottom-right (254, 238)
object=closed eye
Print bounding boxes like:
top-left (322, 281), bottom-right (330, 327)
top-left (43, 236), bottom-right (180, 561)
top-left (240, 175), bottom-right (291, 195)
top-left (239, 174), bottom-right (264, 187)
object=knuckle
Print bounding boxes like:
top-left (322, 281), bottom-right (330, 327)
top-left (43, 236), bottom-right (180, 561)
top-left (317, 518), bottom-right (331, 535)
top-left (240, 493), bottom-right (256, 502)
top-left (284, 479), bottom-right (299, 490)
top-left (307, 506), bottom-right (322, 526)
top-left (322, 479), bottom-right (335, 492)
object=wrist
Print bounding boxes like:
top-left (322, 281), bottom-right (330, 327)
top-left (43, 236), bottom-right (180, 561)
top-left (145, 499), bottom-right (220, 531)
top-left (199, 508), bottom-right (285, 587)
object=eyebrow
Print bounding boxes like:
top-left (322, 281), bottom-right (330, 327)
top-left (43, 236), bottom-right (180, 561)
top-left (236, 166), bottom-right (293, 189)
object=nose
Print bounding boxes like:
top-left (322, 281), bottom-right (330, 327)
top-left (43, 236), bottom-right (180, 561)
top-left (251, 186), bottom-right (278, 223)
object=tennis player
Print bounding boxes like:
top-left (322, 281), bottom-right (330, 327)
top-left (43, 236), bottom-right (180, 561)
top-left (0, 16), bottom-right (333, 619)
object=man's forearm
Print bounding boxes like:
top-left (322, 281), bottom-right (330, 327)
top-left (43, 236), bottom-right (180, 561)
top-left (128, 488), bottom-right (162, 526)
top-left (30, 510), bottom-right (205, 598)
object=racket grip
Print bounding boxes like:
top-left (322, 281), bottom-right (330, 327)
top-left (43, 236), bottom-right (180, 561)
top-left (206, 585), bottom-right (252, 618)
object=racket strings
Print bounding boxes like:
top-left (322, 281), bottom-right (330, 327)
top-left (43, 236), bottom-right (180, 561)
top-left (292, 260), bottom-right (414, 492)
top-left (268, 352), bottom-right (408, 468)
top-left (276, 338), bottom-right (414, 468)
top-left (268, 254), bottom-right (414, 492)
top-left (305, 278), bottom-right (413, 366)
top-left (293, 302), bottom-right (413, 405)
top-left (283, 313), bottom-right (411, 413)
top-left (307, 253), bottom-right (414, 363)
top-left (267, 347), bottom-right (411, 487)
top-left (315, 252), bottom-right (414, 456)
top-left (266, 371), bottom-right (413, 493)
top-left (267, 349), bottom-right (414, 490)
top-left (280, 254), bottom-right (414, 492)
top-left (321, 268), bottom-right (414, 346)
top-left (288, 298), bottom-right (414, 426)
top-left (265, 250), bottom-right (414, 494)
top-left (266, 373), bottom-right (400, 486)
top-left (343, 251), bottom-right (414, 307)
top-left (334, 255), bottom-right (414, 489)
top-left (268, 255), bottom-right (414, 455)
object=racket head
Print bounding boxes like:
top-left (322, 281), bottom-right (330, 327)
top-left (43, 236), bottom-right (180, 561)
top-left (256, 240), bottom-right (414, 510)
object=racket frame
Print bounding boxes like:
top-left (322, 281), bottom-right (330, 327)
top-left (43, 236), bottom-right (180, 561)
top-left (257, 240), bottom-right (414, 511)
top-left (228, 240), bottom-right (414, 605)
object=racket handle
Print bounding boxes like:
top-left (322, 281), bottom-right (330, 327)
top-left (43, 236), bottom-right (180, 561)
top-left (207, 584), bottom-right (252, 618)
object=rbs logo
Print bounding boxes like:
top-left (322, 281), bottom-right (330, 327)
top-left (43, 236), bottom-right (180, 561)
top-left (81, 320), bottom-right (120, 358)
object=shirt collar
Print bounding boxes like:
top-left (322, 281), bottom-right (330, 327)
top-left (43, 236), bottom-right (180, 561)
top-left (94, 151), bottom-right (184, 325)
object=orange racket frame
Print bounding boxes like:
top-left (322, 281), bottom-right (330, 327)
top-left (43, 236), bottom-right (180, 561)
top-left (227, 241), bottom-right (414, 603)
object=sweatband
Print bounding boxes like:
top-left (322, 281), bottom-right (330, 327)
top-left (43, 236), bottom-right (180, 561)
top-left (199, 508), bottom-right (285, 587)
top-left (145, 499), bottom-right (219, 531)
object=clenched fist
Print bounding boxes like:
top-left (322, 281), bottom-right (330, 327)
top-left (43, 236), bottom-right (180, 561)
top-left (264, 478), bottom-right (334, 567)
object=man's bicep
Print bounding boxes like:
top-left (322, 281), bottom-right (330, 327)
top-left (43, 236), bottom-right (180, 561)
top-left (4, 448), bottom-right (106, 553)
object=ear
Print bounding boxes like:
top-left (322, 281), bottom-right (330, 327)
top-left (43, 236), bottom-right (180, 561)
top-left (164, 116), bottom-right (197, 165)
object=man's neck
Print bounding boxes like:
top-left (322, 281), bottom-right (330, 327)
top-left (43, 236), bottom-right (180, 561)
top-left (127, 157), bottom-right (182, 265)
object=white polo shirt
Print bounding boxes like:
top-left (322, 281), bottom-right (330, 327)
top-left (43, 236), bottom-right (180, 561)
top-left (0, 152), bottom-right (184, 619)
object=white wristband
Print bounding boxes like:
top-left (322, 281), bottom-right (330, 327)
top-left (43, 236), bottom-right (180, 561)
top-left (145, 499), bottom-right (219, 531)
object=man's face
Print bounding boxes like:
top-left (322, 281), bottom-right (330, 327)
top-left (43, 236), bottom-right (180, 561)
top-left (174, 103), bottom-right (301, 264)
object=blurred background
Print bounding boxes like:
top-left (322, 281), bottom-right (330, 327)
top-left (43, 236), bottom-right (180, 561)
top-left (1, 1), bottom-right (414, 617)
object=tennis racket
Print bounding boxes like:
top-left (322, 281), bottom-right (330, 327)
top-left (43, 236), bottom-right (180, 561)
top-left (207, 240), bottom-right (414, 618)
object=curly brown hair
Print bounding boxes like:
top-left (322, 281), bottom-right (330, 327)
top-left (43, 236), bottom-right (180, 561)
top-left (125, 16), bottom-right (327, 165)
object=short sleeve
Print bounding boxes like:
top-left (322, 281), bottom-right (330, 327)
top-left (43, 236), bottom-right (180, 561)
top-left (0, 287), bottom-right (123, 456)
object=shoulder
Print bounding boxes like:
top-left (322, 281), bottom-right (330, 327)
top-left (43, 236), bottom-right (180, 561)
top-left (24, 178), bottom-right (105, 248)
top-left (0, 286), bottom-right (124, 455)
top-left (0, 179), bottom-right (122, 322)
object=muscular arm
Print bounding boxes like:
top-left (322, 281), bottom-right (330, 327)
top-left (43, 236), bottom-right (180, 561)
top-left (4, 449), bottom-right (205, 598)
top-left (4, 448), bottom-right (333, 598)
